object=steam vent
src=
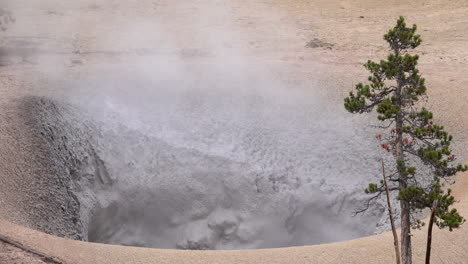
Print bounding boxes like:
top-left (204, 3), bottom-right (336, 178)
top-left (0, 1), bottom-right (467, 263)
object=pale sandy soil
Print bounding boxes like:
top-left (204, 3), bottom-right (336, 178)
top-left (0, 0), bottom-right (467, 263)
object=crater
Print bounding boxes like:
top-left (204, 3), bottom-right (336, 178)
top-left (18, 96), bottom-right (387, 250)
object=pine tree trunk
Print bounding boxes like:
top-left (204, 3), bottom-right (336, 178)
top-left (397, 121), bottom-right (412, 264)
top-left (400, 196), bottom-right (412, 264)
top-left (395, 67), bottom-right (412, 264)
top-left (397, 120), bottom-right (412, 264)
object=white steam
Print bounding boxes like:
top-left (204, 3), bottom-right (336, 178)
top-left (4, 0), bottom-right (389, 249)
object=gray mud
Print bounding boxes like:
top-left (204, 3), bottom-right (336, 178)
top-left (12, 96), bottom-right (388, 250)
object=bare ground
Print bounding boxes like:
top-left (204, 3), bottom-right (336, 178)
top-left (0, 236), bottom-right (62, 264)
top-left (0, 241), bottom-right (49, 264)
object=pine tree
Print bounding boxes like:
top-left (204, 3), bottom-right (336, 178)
top-left (344, 17), bottom-right (467, 264)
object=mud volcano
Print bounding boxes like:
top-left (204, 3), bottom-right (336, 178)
top-left (13, 90), bottom-right (390, 251)
top-left (0, 0), bottom-right (393, 251)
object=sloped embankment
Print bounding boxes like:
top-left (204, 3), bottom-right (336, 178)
top-left (16, 96), bottom-right (113, 240)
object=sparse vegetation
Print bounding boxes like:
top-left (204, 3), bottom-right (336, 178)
top-left (344, 17), bottom-right (467, 264)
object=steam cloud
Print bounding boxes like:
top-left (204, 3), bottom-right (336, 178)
top-left (4, 0), bottom-right (389, 249)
